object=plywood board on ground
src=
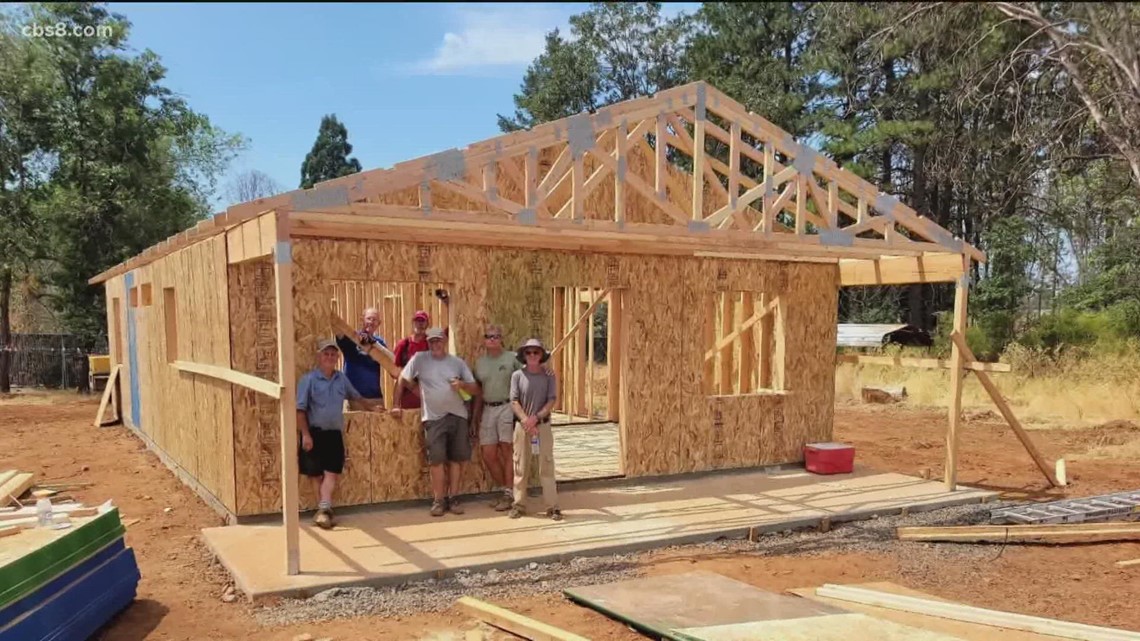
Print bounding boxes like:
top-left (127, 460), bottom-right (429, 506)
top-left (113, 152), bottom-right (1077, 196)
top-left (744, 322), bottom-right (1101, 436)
top-left (787, 582), bottom-right (1061, 641)
top-left (673, 613), bottom-right (967, 641)
top-left (565, 571), bottom-right (844, 639)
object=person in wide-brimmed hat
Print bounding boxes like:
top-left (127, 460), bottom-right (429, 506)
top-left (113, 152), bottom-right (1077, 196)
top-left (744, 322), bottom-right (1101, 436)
top-left (508, 338), bottom-right (562, 521)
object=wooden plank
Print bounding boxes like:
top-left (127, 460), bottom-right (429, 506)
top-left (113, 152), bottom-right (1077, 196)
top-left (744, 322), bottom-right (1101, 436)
top-left (589, 147), bottom-right (689, 224)
top-left (655, 114), bottom-right (666, 198)
top-left (456, 596), bottom-right (590, 641)
top-left (226, 226), bottom-right (245, 264)
top-left (815, 584), bottom-right (1140, 641)
top-left (607, 290), bottom-right (622, 422)
top-left (837, 354), bottom-right (1012, 373)
top-left (704, 298), bottom-right (778, 361)
top-left (548, 289), bottom-right (612, 360)
top-left (840, 254), bottom-right (966, 287)
top-left (587, 289), bottom-right (596, 418)
top-left (739, 292), bottom-right (755, 394)
top-left (1116, 559), bottom-right (1140, 568)
top-left (172, 361), bottom-right (281, 399)
top-left (572, 154), bottom-right (584, 221)
top-left (946, 256), bottom-right (969, 491)
top-left (93, 365), bottom-right (123, 427)
top-left (702, 293), bottom-right (716, 394)
top-left (897, 522), bottom-right (1140, 544)
top-left (950, 332), bottom-right (1059, 488)
top-left (273, 212), bottom-right (300, 576)
top-left (0, 473), bottom-right (35, 506)
top-left (576, 296), bottom-right (587, 418)
top-left (719, 293), bottom-right (733, 394)
top-left (328, 312), bottom-right (403, 379)
top-left (614, 120), bottom-right (627, 223)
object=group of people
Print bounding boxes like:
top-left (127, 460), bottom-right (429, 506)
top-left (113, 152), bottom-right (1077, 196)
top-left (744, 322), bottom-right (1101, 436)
top-left (295, 308), bottom-right (561, 530)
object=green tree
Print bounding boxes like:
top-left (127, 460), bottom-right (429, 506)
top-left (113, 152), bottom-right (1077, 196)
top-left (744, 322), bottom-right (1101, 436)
top-left (1, 3), bottom-right (244, 348)
top-left (299, 114), bottom-right (362, 189)
top-left (683, 2), bottom-right (819, 138)
top-left (498, 2), bottom-right (690, 132)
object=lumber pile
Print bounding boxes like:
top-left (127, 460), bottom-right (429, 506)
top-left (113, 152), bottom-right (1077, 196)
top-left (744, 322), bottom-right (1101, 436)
top-left (0, 503), bottom-right (140, 639)
top-left (0, 470), bottom-right (35, 507)
top-left (861, 386), bottom-right (907, 404)
top-left (896, 521), bottom-right (1140, 544)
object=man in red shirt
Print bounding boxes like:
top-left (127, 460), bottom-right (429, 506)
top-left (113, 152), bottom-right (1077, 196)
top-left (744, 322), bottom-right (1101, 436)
top-left (392, 310), bottom-right (431, 409)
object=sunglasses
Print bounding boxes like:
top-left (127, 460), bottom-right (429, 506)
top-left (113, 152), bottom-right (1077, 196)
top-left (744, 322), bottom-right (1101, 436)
top-left (484, 334), bottom-right (501, 340)
top-left (524, 349), bottom-right (542, 356)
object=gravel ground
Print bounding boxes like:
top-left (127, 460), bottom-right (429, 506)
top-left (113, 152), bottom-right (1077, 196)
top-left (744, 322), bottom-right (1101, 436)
top-left (253, 500), bottom-right (1011, 627)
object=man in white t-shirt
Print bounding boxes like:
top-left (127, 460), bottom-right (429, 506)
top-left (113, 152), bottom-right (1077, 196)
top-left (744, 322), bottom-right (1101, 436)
top-left (391, 327), bottom-right (480, 517)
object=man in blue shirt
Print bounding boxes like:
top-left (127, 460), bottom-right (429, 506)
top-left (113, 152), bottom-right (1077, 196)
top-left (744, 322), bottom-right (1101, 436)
top-left (335, 307), bottom-right (388, 401)
top-left (297, 338), bottom-right (383, 529)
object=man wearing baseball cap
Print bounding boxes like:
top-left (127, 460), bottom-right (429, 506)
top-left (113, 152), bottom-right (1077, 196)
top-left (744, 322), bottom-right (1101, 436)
top-left (297, 338), bottom-right (384, 529)
top-left (391, 310), bottom-right (431, 409)
top-left (391, 327), bottom-right (481, 517)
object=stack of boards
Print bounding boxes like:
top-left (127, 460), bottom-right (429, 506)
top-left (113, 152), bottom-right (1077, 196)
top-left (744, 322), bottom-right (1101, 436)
top-left (0, 507), bottom-right (140, 641)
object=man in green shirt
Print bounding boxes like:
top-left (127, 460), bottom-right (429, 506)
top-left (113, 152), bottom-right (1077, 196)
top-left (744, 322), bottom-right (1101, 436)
top-left (471, 324), bottom-right (521, 511)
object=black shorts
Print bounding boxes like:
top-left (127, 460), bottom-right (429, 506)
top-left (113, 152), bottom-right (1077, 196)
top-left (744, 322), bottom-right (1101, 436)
top-left (423, 414), bottom-right (472, 465)
top-left (298, 427), bottom-right (345, 476)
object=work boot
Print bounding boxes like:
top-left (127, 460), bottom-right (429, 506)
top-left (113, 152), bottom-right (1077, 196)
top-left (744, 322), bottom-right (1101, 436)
top-left (508, 504), bottom-right (525, 519)
top-left (430, 499), bottom-right (446, 517)
top-left (448, 496), bottom-right (465, 515)
top-left (546, 507), bottom-right (563, 522)
top-left (493, 493), bottom-right (512, 512)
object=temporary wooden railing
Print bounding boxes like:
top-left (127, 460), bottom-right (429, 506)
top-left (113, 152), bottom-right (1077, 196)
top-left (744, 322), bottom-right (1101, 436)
top-left (172, 360), bottom-right (281, 399)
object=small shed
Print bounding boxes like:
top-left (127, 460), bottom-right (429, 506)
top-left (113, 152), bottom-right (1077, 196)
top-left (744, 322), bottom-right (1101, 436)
top-left (87, 81), bottom-right (984, 576)
top-left (837, 323), bottom-right (933, 349)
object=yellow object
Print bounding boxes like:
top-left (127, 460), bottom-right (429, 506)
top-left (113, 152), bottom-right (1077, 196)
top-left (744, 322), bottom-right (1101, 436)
top-left (88, 355), bottom-right (111, 375)
top-left (459, 389), bottom-right (472, 402)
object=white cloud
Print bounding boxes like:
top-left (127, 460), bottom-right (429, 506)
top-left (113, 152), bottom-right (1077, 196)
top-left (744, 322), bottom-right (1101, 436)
top-left (408, 5), bottom-right (569, 76)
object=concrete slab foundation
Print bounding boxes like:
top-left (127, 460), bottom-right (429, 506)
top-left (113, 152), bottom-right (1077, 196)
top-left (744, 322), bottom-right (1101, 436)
top-left (201, 468), bottom-right (996, 600)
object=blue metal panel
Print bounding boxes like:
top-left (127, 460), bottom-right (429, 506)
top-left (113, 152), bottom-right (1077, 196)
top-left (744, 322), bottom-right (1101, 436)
top-left (124, 271), bottom-right (141, 428)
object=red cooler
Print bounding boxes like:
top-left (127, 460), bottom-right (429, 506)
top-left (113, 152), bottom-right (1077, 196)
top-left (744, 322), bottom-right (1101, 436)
top-left (804, 442), bottom-right (855, 475)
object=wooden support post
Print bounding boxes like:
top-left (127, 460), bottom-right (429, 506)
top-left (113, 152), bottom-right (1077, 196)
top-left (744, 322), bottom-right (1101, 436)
top-left (576, 295), bottom-right (588, 417)
top-left (758, 293), bottom-right (773, 389)
top-left (950, 332), bottom-right (1060, 487)
top-left (552, 287), bottom-right (566, 413)
top-left (587, 289), bottom-right (596, 419)
top-left (273, 210), bottom-right (300, 576)
top-left (615, 120), bottom-right (627, 223)
top-left (762, 145), bottom-right (775, 235)
top-left (728, 122), bottom-right (741, 213)
top-left (795, 176), bottom-right (807, 234)
top-left (607, 289), bottom-right (622, 422)
top-left (945, 255), bottom-right (969, 491)
top-left (692, 97), bottom-right (707, 220)
top-left (702, 292), bottom-right (716, 394)
top-left (571, 153), bottom-right (584, 221)
top-left (720, 293), bottom-right (734, 394)
top-left (655, 114), bottom-right (666, 199)
top-left (739, 292), bottom-right (755, 394)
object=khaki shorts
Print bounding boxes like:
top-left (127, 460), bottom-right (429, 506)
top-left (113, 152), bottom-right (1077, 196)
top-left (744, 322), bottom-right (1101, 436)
top-left (423, 414), bottom-right (471, 465)
top-left (479, 403), bottom-right (515, 446)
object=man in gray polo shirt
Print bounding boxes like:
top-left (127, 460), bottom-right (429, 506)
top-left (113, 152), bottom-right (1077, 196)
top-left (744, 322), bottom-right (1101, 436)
top-left (297, 338), bottom-right (384, 529)
top-left (391, 327), bottom-right (481, 517)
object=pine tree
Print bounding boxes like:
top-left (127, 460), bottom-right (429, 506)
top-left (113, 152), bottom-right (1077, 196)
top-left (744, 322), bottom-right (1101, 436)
top-left (299, 115), bottom-right (362, 189)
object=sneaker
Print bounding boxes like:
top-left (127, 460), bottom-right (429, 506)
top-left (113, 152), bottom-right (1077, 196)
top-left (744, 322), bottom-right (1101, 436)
top-left (508, 505), bottom-right (524, 519)
top-left (448, 496), bottom-right (465, 515)
top-left (493, 495), bottom-right (512, 512)
top-left (547, 507), bottom-right (563, 522)
top-left (314, 509), bottom-right (333, 530)
top-left (430, 500), bottom-right (446, 517)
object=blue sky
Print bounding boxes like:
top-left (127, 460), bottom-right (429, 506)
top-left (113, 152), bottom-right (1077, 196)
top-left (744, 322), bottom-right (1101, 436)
top-left (105, 2), bottom-right (698, 211)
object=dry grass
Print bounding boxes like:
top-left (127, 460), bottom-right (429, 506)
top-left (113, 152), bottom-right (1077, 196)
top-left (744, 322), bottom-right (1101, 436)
top-left (836, 346), bottom-right (1140, 428)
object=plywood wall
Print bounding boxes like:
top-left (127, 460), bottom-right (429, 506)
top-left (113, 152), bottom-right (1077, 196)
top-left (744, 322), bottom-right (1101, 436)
top-left (223, 237), bottom-right (838, 515)
top-left (101, 234), bottom-right (237, 513)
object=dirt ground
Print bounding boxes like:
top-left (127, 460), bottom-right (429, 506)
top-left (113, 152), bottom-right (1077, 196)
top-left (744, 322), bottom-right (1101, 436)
top-left (3, 391), bottom-right (1140, 640)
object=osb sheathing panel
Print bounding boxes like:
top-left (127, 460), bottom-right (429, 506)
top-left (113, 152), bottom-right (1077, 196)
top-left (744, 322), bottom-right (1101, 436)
top-left (121, 235), bottom-right (236, 513)
top-left (229, 257), bottom-right (281, 515)
top-left (219, 238), bottom-right (839, 514)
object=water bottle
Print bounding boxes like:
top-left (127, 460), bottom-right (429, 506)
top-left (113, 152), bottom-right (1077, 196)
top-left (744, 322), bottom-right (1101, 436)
top-left (530, 434), bottom-right (540, 455)
top-left (36, 498), bottom-right (53, 528)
